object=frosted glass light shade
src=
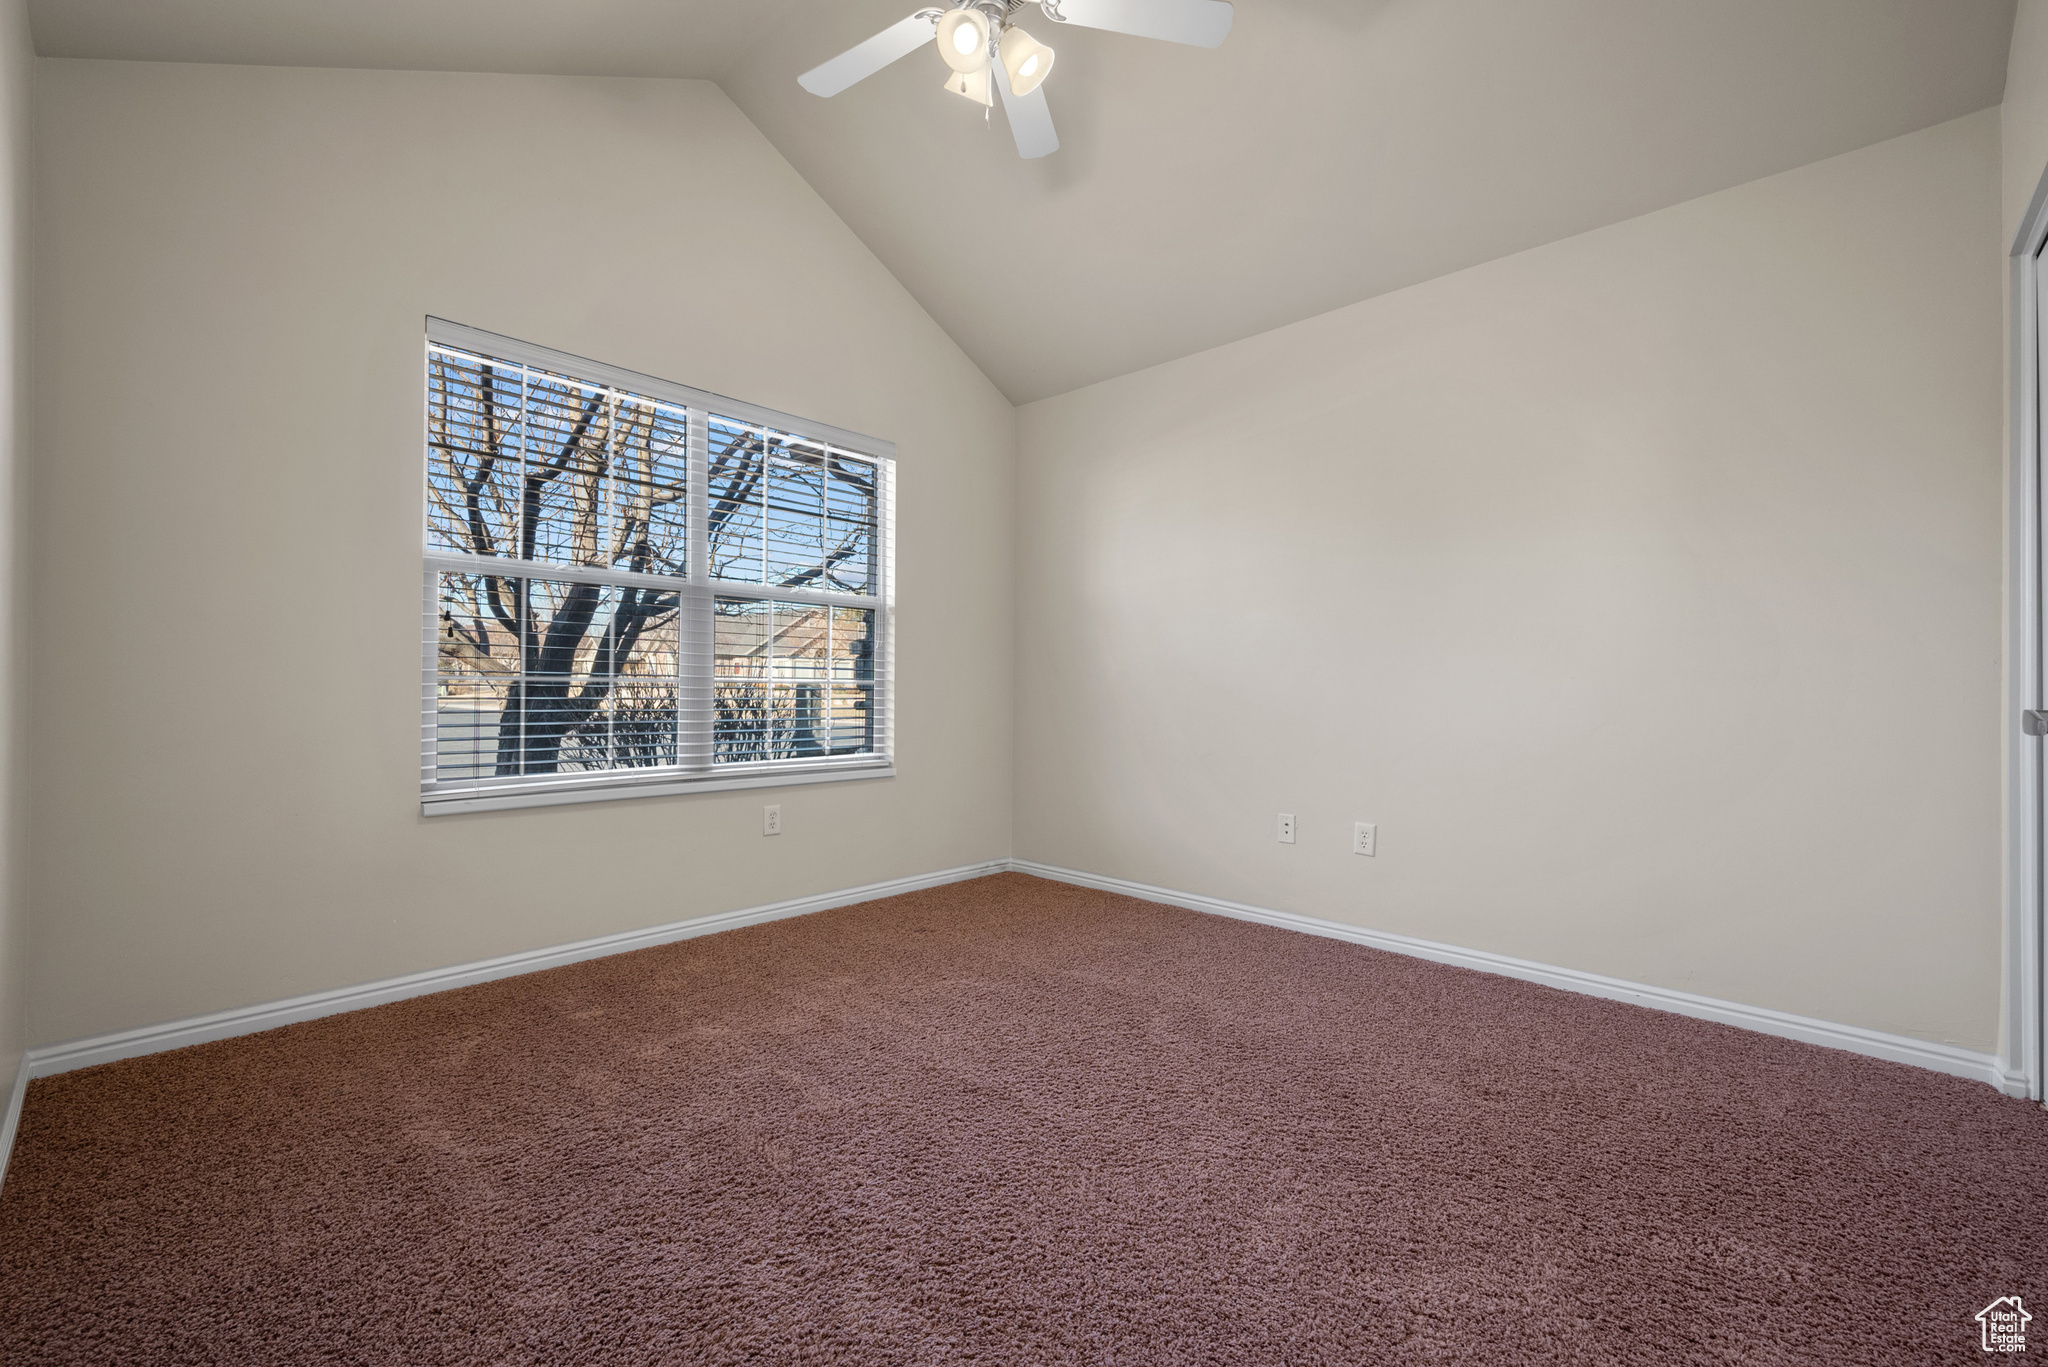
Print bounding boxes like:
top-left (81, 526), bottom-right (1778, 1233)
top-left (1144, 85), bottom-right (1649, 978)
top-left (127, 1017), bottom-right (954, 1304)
top-left (999, 28), bottom-right (1055, 96)
top-left (943, 66), bottom-right (994, 106)
top-left (936, 9), bottom-right (992, 74)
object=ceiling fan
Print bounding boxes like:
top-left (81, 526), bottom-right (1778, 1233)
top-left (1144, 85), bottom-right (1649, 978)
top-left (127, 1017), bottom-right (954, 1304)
top-left (798, 0), bottom-right (1234, 160)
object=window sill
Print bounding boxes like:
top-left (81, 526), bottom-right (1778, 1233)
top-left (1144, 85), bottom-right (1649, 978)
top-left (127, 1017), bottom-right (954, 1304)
top-left (421, 760), bottom-right (894, 816)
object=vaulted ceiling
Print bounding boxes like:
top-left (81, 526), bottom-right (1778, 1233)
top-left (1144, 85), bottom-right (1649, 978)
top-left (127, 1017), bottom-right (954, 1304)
top-left (31, 0), bottom-right (2018, 402)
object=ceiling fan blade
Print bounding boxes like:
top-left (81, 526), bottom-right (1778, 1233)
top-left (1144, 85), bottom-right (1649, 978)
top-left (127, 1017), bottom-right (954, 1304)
top-left (997, 76), bottom-right (1059, 159)
top-left (1042, 0), bottom-right (1232, 47)
top-left (798, 10), bottom-right (942, 97)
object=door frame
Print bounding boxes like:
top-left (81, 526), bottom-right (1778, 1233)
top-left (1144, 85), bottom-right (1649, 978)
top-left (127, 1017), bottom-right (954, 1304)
top-left (2006, 166), bottom-right (2048, 1104)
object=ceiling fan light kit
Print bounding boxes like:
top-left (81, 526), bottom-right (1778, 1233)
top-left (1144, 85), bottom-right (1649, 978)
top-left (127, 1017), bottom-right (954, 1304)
top-left (943, 65), bottom-right (996, 106)
top-left (999, 26), bottom-right (1056, 97)
top-left (797, 0), bottom-right (1234, 159)
top-left (935, 7), bottom-right (994, 74)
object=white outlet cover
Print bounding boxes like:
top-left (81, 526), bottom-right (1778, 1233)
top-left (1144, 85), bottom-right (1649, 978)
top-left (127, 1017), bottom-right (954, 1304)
top-left (1278, 813), bottom-right (1296, 844)
top-left (1353, 821), bottom-right (1376, 856)
top-left (763, 804), bottom-right (782, 836)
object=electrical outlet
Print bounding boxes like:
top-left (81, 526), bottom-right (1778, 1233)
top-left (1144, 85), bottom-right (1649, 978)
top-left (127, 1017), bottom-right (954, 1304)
top-left (1278, 812), bottom-right (1296, 844)
top-left (1353, 822), bottom-right (1376, 857)
top-left (763, 804), bottom-right (782, 837)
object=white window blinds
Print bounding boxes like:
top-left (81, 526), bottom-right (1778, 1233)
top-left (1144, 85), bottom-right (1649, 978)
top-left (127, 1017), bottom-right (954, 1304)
top-left (421, 318), bottom-right (894, 814)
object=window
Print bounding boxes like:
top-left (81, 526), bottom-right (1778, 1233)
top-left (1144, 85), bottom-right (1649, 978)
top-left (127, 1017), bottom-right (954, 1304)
top-left (421, 319), bottom-right (894, 814)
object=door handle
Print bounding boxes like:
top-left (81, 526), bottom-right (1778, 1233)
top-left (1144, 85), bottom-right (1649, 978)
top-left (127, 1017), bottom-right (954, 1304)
top-left (2027, 711), bottom-right (2048, 736)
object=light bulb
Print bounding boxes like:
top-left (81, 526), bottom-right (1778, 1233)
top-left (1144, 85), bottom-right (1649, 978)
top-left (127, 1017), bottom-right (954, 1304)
top-left (998, 26), bottom-right (1055, 97)
top-left (935, 8), bottom-right (992, 75)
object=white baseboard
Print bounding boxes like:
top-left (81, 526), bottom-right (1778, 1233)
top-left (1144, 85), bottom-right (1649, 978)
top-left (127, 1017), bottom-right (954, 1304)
top-left (1012, 859), bottom-right (2028, 1097)
top-left (3, 854), bottom-right (2029, 1196)
top-left (20, 859), bottom-right (1010, 1083)
top-left (0, 1050), bottom-right (27, 1193)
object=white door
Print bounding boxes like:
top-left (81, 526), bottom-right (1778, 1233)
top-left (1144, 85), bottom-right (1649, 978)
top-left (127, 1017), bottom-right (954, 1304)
top-left (2028, 254), bottom-right (2048, 1099)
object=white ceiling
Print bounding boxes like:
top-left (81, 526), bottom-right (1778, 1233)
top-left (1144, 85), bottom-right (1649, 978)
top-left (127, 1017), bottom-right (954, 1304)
top-left (32, 1), bottom-right (2018, 403)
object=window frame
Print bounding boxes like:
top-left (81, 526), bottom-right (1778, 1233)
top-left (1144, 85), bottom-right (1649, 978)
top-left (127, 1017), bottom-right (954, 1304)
top-left (419, 317), bottom-right (896, 816)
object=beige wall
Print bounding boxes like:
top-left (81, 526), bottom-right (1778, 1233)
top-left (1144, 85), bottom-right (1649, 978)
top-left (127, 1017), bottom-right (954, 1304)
top-left (0, 0), bottom-right (26, 1091)
top-left (26, 61), bottom-right (1014, 1047)
top-left (1015, 111), bottom-right (2005, 1051)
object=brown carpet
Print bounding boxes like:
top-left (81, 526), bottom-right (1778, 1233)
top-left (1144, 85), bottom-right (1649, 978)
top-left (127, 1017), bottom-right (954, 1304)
top-left (1, 872), bottom-right (2044, 1364)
